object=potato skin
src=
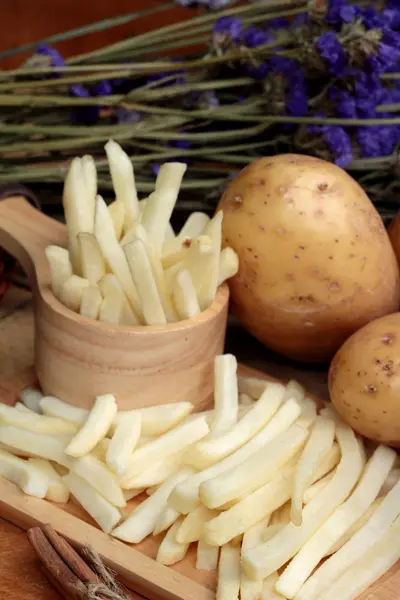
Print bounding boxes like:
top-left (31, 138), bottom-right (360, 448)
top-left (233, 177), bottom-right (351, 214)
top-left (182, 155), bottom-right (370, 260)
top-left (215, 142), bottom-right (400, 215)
top-left (217, 154), bottom-right (400, 363)
top-left (329, 313), bottom-right (400, 446)
top-left (388, 211), bottom-right (400, 266)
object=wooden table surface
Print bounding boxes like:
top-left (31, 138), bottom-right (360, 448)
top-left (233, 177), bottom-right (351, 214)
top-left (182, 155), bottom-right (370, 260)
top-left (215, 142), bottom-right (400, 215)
top-left (0, 285), bottom-right (329, 599)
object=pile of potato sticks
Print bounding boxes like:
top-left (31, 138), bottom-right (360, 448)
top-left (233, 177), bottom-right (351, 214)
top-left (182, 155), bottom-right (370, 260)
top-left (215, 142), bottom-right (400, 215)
top-left (0, 354), bottom-right (400, 600)
top-left (46, 140), bottom-right (238, 325)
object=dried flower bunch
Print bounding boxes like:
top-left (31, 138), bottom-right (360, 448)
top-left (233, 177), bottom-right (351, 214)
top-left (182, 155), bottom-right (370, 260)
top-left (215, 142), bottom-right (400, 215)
top-left (0, 0), bottom-right (399, 217)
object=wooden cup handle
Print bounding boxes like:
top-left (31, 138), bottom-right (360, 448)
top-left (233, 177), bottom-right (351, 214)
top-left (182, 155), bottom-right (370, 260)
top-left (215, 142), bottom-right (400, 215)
top-left (0, 196), bottom-right (67, 291)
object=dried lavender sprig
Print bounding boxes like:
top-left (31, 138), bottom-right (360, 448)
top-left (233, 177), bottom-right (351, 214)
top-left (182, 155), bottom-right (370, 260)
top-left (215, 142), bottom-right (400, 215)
top-left (67, 0), bottom-right (306, 63)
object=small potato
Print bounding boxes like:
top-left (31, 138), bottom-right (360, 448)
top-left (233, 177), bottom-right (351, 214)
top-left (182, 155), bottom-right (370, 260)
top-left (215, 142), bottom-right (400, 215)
top-left (329, 313), bottom-right (400, 446)
top-left (218, 154), bottom-right (400, 363)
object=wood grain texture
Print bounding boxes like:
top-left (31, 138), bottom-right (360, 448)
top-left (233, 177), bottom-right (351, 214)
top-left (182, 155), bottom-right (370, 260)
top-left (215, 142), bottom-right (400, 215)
top-left (0, 196), bottom-right (228, 409)
top-left (0, 0), bottom-right (193, 69)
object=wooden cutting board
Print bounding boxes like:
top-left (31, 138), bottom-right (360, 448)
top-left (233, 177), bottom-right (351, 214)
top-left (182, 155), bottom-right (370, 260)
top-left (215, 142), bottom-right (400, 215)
top-left (0, 286), bottom-right (399, 600)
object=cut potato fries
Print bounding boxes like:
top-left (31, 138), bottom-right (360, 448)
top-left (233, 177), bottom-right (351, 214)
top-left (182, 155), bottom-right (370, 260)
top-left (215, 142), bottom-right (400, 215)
top-left (277, 444), bottom-right (396, 598)
top-left (108, 199), bottom-right (124, 240)
top-left (291, 416), bottom-right (336, 526)
top-left (94, 195), bottom-right (142, 318)
top-left (210, 354), bottom-right (239, 437)
top-left (28, 458), bottom-right (69, 503)
top-left (0, 448), bottom-right (48, 498)
top-left (169, 399), bottom-right (301, 514)
top-left (105, 139), bottom-right (139, 233)
top-left (59, 275), bottom-right (90, 312)
top-left (124, 239), bottom-right (167, 325)
top-left (65, 394), bottom-right (117, 457)
top-left (120, 415), bottom-right (209, 484)
top-left (217, 544), bottom-right (241, 600)
top-left (318, 515), bottom-right (400, 600)
top-left (78, 232), bottom-right (105, 284)
top-left (71, 454), bottom-right (126, 507)
top-left (45, 246), bottom-right (73, 298)
top-left (186, 381), bottom-right (284, 469)
top-left (156, 518), bottom-right (190, 566)
top-left (200, 424), bottom-right (308, 509)
top-left (106, 413), bottom-right (141, 475)
top-left (112, 467), bottom-right (193, 543)
top-left (296, 476), bottom-right (400, 600)
top-left (98, 274), bottom-right (138, 325)
top-left (64, 472), bottom-right (121, 533)
top-left (3, 358), bottom-right (400, 600)
top-left (243, 425), bottom-right (364, 581)
top-left (80, 285), bottom-right (102, 320)
top-left (50, 144), bottom-right (238, 325)
top-left (0, 404), bottom-right (77, 436)
top-left (19, 387), bottom-right (43, 413)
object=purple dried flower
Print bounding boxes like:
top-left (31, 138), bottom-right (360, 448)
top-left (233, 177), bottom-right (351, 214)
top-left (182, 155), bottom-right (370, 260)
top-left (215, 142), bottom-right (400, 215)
top-left (327, 0), bottom-right (349, 26)
top-left (213, 17), bottom-right (242, 42)
top-left (93, 80), bottom-right (113, 96)
top-left (368, 43), bottom-right (400, 74)
top-left (197, 90), bottom-right (220, 109)
top-left (36, 43), bottom-right (65, 68)
top-left (339, 5), bottom-right (357, 23)
top-left (317, 32), bottom-right (347, 76)
top-left (323, 126), bottom-right (353, 167)
top-left (266, 17), bottom-right (289, 30)
top-left (152, 162), bottom-right (161, 177)
top-left (330, 88), bottom-right (358, 118)
top-left (70, 85), bottom-right (90, 98)
top-left (293, 13), bottom-right (308, 27)
top-left (243, 26), bottom-right (269, 48)
top-left (286, 71), bottom-right (308, 117)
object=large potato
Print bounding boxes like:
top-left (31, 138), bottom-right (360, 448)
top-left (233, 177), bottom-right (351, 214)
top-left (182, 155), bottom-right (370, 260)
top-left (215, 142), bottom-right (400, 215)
top-left (217, 154), bottom-right (400, 362)
top-left (388, 211), bottom-right (400, 265)
top-left (329, 313), bottom-right (400, 446)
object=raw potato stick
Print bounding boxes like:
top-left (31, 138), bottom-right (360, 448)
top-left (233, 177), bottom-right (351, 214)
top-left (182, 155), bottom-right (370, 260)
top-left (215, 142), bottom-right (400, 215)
top-left (153, 505), bottom-right (180, 536)
top-left (80, 285), bottom-right (102, 320)
top-left (0, 448), bottom-right (48, 498)
top-left (122, 451), bottom-right (183, 489)
top-left (45, 246), bottom-right (73, 299)
top-left (202, 458), bottom-right (297, 546)
top-left (59, 275), bottom-right (90, 312)
top-left (98, 274), bottom-right (139, 325)
top-left (62, 157), bottom-right (91, 273)
top-left (94, 195), bottom-right (142, 319)
top-left (14, 402), bottom-right (35, 414)
top-left (112, 467), bottom-right (193, 543)
top-left (156, 518), bottom-right (190, 565)
top-left (105, 140), bottom-right (139, 233)
top-left (106, 413), bottom-right (141, 475)
top-left (210, 354), bottom-right (239, 437)
top-left (108, 199), bottom-right (124, 240)
top-left (295, 475), bottom-right (400, 600)
top-left (71, 454), bottom-right (126, 508)
top-left (0, 404), bottom-right (77, 435)
top-left (183, 235), bottom-right (214, 296)
top-left (217, 544), bottom-right (241, 600)
top-left (197, 211), bottom-right (223, 310)
top-left (175, 505), bottom-right (218, 544)
top-left (241, 520), bottom-right (269, 600)
top-left (186, 381), bottom-right (285, 469)
top-left (81, 154), bottom-right (97, 214)
top-left (28, 458), bottom-right (69, 503)
top-left (141, 162), bottom-right (186, 253)
top-left (303, 471), bottom-right (335, 504)
top-left (65, 394), bottom-right (117, 457)
top-left (172, 269), bottom-right (200, 320)
top-left (218, 246), bottom-right (239, 286)
top-left (120, 415), bottom-right (209, 483)
top-left (77, 232), bottom-right (105, 284)
top-left (169, 399), bottom-right (301, 514)
top-left (40, 396), bottom-right (88, 426)
top-left (262, 573), bottom-right (286, 600)
top-left (200, 424), bottom-right (308, 509)
top-left (196, 540), bottom-right (219, 571)
top-left (124, 239), bottom-right (167, 325)
top-left (243, 424), bottom-right (364, 581)
top-left (64, 472), bottom-right (121, 533)
top-left (326, 498), bottom-right (383, 556)
top-left (238, 376), bottom-right (268, 400)
top-left (19, 387), bottom-right (43, 414)
top-left (99, 287), bottom-right (124, 324)
top-left (291, 416), bottom-right (336, 526)
top-left (127, 224), bottom-right (177, 322)
top-left (318, 515), bottom-right (400, 600)
top-left (177, 211), bottom-right (210, 240)
top-left (277, 444), bottom-right (396, 598)
top-left (0, 426), bottom-right (72, 467)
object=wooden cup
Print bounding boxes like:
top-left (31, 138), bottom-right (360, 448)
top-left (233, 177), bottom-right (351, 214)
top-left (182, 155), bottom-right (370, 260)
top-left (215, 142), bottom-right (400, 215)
top-left (0, 196), bottom-right (228, 409)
